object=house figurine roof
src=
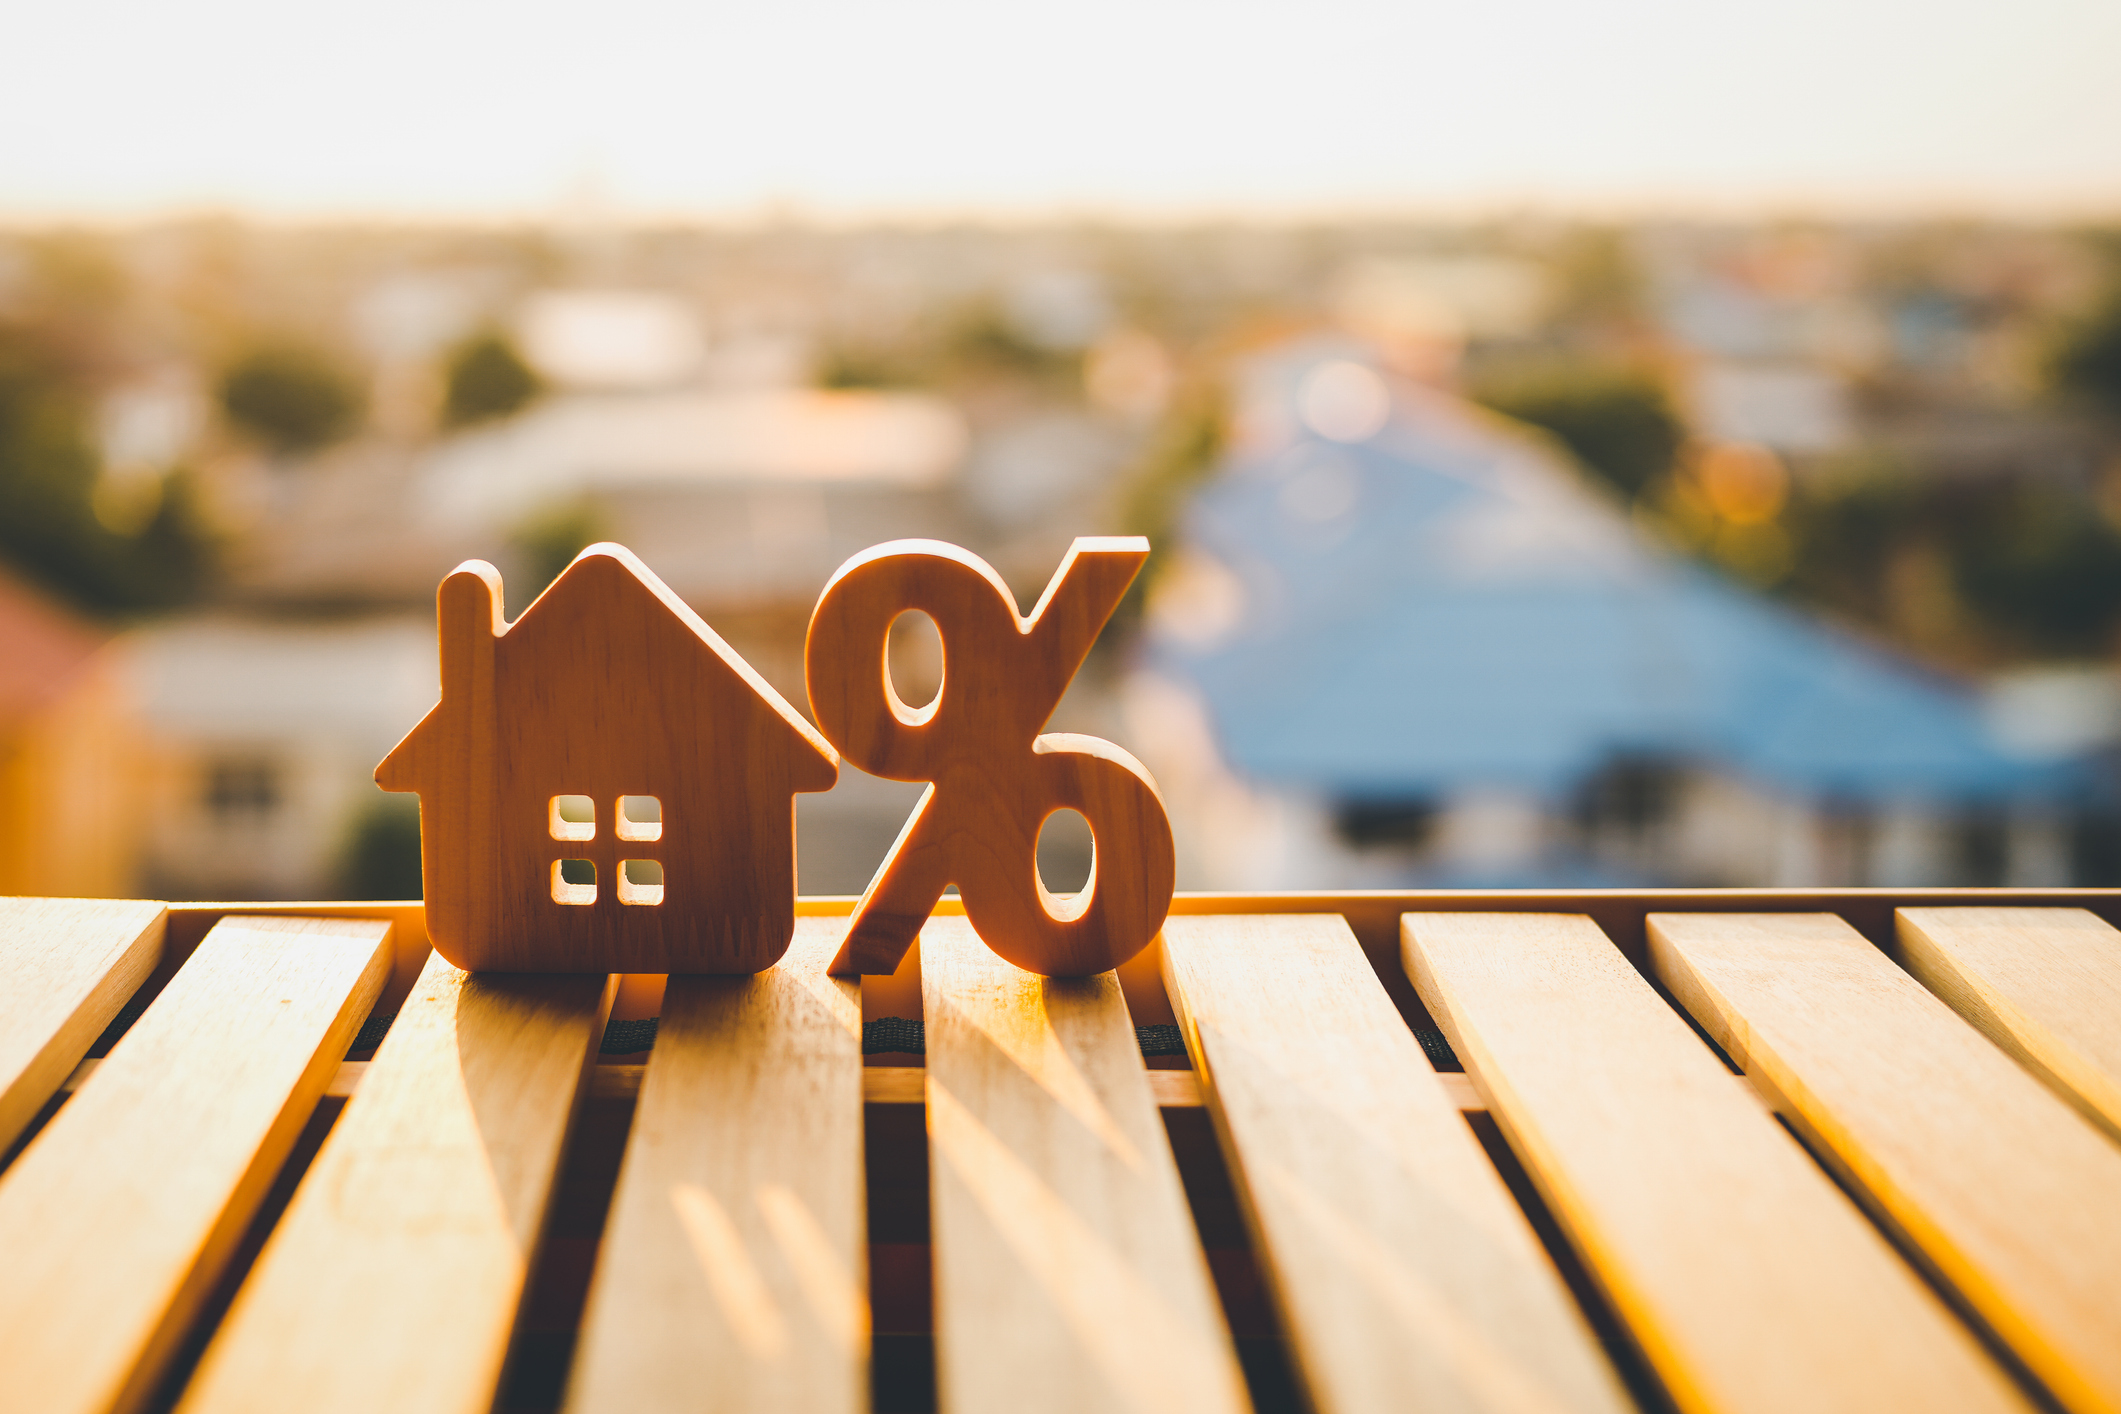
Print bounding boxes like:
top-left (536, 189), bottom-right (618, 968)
top-left (377, 543), bottom-right (837, 973)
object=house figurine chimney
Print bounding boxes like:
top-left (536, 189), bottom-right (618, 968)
top-left (436, 562), bottom-right (503, 718)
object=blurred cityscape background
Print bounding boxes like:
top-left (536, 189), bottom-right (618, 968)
top-left (7, 216), bottom-right (2121, 899)
top-left (4, 0), bottom-right (2119, 900)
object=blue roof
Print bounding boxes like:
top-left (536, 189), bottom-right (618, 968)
top-left (1148, 342), bottom-right (2070, 805)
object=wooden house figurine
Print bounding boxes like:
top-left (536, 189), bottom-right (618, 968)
top-left (376, 544), bottom-right (838, 972)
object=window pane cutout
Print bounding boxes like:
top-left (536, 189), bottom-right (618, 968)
top-left (619, 859), bottom-right (663, 906)
top-left (617, 796), bottom-right (661, 842)
top-left (553, 859), bottom-right (596, 905)
top-left (550, 795), bottom-right (594, 842)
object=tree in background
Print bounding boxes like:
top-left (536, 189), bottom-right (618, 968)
top-left (510, 498), bottom-right (610, 599)
top-left (339, 793), bottom-right (422, 900)
top-left (1764, 462), bottom-right (2121, 666)
top-left (217, 343), bottom-right (363, 454)
top-left (1472, 360), bottom-right (1685, 500)
top-left (442, 330), bottom-right (542, 428)
top-left (1463, 338), bottom-right (2121, 663)
top-left (2055, 310), bottom-right (2121, 419)
top-left (2048, 232), bottom-right (2121, 421)
top-left (813, 298), bottom-right (1084, 394)
top-left (0, 319), bottom-right (214, 614)
top-left (1543, 226), bottom-right (1650, 331)
top-left (944, 304), bottom-right (1079, 385)
top-left (1947, 482), bottom-right (2121, 659)
top-left (1115, 381), bottom-right (1227, 629)
top-left (815, 341), bottom-right (931, 390)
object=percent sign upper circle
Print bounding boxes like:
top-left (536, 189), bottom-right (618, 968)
top-left (806, 538), bottom-right (1176, 978)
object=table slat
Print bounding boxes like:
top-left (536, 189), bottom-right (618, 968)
top-left (178, 948), bottom-right (613, 1414)
top-left (1162, 914), bottom-right (1631, 1414)
top-left (0, 897), bottom-right (167, 1153)
top-left (565, 918), bottom-right (865, 1414)
top-left (922, 915), bottom-right (1252, 1414)
top-left (0, 914), bottom-right (391, 1414)
top-left (1405, 912), bottom-right (2032, 1414)
top-left (1897, 907), bottom-right (2121, 1142)
top-left (1649, 911), bottom-right (2121, 1414)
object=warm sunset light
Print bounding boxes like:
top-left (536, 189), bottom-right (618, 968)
top-left (3, 0), bottom-right (2117, 219)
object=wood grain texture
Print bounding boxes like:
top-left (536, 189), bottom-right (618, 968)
top-left (565, 918), bottom-right (866, 1414)
top-left (178, 948), bottom-right (614, 1414)
top-left (376, 543), bottom-right (838, 972)
top-left (0, 914), bottom-right (391, 1414)
top-left (1161, 914), bottom-right (1630, 1414)
top-left (1404, 912), bottom-right (2031, 1414)
top-left (167, 903), bottom-right (435, 1021)
top-left (0, 896), bottom-right (166, 1153)
top-left (920, 915), bottom-right (1251, 1414)
top-left (1897, 907), bottom-right (2121, 1142)
top-left (807, 539), bottom-right (1173, 977)
top-left (1648, 911), bottom-right (2121, 1414)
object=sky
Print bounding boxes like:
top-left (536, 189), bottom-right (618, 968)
top-left (3, 0), bottom-right (2118, 221)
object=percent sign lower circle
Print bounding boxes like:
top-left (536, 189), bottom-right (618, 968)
top-left (806, 538), bottom-right (1176, 977)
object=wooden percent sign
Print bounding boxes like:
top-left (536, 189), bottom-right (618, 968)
top-left (807, 538), bottom-right (1176, 977)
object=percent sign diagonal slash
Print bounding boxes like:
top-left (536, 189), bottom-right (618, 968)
top-left (805, 537), bottom-right (1176, 979)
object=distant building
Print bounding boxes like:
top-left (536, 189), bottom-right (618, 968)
top-left (0, 571), bottom-right (140, 898)
top-left (516, 290), bottom-right (710, 390)
top-left (1685, 360), bottom-right (1853, 456)
top-left (123, 617), bottom-right (438, 900)
top-left (1132, 340), bottom-right (2086, 890)
top-left (417, 386), bottom-right (972, 612)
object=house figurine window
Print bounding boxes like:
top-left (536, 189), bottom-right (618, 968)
top-left (549, 795), bottom-right (594, 843)
top-left (619, 859), bottom-right (663, 906)
top-left (551, 858), bottom-right (596, 905)
top-left (616, 797), bottom-right (663, 905)
top-left (617, 796), bottom-right (661, 842)
top-left (546, 795), bottom-right (664, 907)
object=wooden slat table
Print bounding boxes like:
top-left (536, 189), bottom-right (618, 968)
top-left (3, 889), bottom-right (2120, 1414)
top-left (567, 918), bottom-right (864, 1414)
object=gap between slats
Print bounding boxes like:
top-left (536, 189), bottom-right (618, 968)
top-left (55, 1059), bottom-right (1772, 1115)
